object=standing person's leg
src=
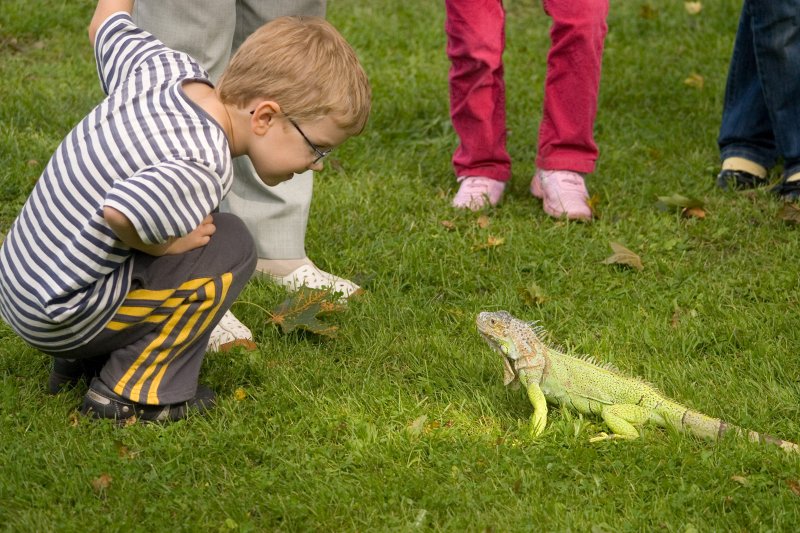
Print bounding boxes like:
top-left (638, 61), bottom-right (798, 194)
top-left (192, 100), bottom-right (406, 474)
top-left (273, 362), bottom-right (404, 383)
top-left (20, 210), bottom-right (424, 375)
top-left (132, 0), bottom-right (237, 81)
top-left (225, 0), bottom-right (360, 294)
top-left (531, 0), bottom-right (607, 221)
top-left (55, 213), bottom-right (256, 421)
top-left (445, 0), bottom-right (509, 210)
top-left (716, 1), bottom-right (775, 190)
top-left (748, 0), bottom-right (800, 198)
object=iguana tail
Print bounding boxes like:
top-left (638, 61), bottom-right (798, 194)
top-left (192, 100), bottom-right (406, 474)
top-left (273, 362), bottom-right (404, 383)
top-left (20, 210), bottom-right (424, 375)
top-left (665, 404), bottom-right (800, 454)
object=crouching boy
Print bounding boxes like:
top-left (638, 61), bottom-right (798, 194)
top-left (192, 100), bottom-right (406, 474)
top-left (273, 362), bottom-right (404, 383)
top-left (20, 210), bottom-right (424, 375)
top-left (0, 0), bottom-right (370, 421)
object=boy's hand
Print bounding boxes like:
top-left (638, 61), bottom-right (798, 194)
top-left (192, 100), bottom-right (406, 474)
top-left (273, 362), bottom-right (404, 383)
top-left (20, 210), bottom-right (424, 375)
top-left (161, 215), bottom-right (216, 255)
top-left (104, 207), bottom-right (215, 257)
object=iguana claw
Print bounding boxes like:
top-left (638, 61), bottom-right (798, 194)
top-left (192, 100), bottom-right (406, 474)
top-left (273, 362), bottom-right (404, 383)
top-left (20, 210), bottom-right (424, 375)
top-left (589, 432), bottom-right (636, 443)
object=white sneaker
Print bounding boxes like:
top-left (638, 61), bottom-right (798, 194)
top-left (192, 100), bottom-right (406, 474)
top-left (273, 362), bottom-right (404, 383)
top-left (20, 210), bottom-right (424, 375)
top-left (207, 310), bottom-right (256, 352)
top-left (270, 263), bottom-right (361, 298)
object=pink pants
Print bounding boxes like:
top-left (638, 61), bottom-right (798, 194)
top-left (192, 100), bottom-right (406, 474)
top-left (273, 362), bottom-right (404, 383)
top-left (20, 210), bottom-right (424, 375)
top-left (445, 0), bottom-right (609, 181)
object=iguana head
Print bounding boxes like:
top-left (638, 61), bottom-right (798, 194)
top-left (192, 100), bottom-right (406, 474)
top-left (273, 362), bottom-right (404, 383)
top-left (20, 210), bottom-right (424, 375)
top-left (476, 310), bottom-right (536, 387)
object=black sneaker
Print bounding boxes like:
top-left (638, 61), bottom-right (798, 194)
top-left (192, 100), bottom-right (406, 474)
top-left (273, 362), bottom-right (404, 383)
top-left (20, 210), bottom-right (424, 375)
top-left (81, 377), bottom-right (216, 422)
top-left (771, 178), bottom-right (800, 201)
top-left (48, 356), bottom-right (107, 395)
top-left (716, 169), bottom-right (769, 190)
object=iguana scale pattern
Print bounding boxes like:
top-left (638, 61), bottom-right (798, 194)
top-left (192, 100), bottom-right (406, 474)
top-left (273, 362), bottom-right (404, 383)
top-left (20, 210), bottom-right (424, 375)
top-left (476, 310), bottom-right (799, 453)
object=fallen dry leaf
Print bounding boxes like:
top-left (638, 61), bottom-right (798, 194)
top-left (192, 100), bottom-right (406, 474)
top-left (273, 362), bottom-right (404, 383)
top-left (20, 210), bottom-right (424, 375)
top-left (779, 203), bottom-right (800, 225)
top-left (473, 235), bottom-right (505, 251)
top-left (269, 286), bottom-right (345, 337)
top-left (730, 475), bottom-right (748, 486)
top-left (684, 2), bottom-right (702, 15)
top-left (68, 412), bottom-right (80, 427)
top-left (602, 242), bottom-right (643, 271)
top-left (234, 387), bottom-right (247, 401)
top-left (114, 440), bottom-right (140, 459)
top-left (682, 206), bottom-right (706, 219)
top-left (91, 473), bottom-right (112, 495)
top-left (684, 73), bottom-right (705, 90)
top-left (476, 215), bottom-right (490, 229)
top-left (786, 479), bottom-right (800, 497)
top-left (670, 308), bottom-right (681, 329)
top-left (440, 220), bottom-right (456, 231)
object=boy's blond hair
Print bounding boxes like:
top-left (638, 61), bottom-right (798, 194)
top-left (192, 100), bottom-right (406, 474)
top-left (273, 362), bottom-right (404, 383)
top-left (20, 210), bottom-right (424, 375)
top-left (218, 16), bottom-right (370, 134)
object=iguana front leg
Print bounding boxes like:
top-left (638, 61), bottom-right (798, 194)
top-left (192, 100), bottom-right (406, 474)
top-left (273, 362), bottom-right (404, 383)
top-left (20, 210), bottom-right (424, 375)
top-left (589, 404), bottom-right (651, 442)
top-left (526, 382), bottom-right (548, 437)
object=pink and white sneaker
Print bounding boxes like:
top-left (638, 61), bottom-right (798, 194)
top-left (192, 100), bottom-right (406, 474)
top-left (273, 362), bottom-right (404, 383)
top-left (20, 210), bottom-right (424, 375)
top-left (452, 176), bottom-right (506, 211)
top-left (531, 169), bottom-right (592, 221)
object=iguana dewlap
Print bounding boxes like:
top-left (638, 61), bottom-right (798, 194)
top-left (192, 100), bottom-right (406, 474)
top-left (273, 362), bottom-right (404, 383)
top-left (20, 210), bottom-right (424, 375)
top-left (476, 310), bottom-right (799, 453)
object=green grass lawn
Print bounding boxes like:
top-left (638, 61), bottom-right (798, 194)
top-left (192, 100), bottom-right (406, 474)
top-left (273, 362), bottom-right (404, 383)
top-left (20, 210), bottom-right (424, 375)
top-left (2, 0), bottom-right (800, 530)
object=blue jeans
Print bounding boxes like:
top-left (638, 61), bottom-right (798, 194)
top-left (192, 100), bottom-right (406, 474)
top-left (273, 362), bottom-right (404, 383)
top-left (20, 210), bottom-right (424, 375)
top-left (717, 0), bottom-right (800, 178)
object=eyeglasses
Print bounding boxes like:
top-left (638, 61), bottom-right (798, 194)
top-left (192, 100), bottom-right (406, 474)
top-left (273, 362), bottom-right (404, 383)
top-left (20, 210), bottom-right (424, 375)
top-left (249, 110), bottom-right (333, 164)
top-left (287, 117), bottom-right (333, 164)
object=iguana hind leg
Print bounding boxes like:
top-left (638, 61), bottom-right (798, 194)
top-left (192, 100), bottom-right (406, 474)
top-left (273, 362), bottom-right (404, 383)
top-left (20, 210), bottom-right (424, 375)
top-left (589, 404), bottom-right (652, 443)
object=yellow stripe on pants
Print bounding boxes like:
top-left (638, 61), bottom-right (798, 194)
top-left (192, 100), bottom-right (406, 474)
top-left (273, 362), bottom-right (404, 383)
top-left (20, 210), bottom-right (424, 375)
top-left (106, 273), bottom-right (232, 403)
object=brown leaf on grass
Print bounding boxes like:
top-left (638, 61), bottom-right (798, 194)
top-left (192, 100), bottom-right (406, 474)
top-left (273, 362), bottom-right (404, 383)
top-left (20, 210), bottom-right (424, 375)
top-left (684, 2), bottom-right (702, 15)
top-left (670, 308), bottom-right (681, 329)
top-left (786, 479), bottom-right (800, 497)
top-left (730, 475), bottom-right (748, 486)
top-left (476, 215), bottom-right (490, 229)
top-left (656, 194), bottom-right (706, 219)
top-left (68, 411), bottom-right (80, 427)
top-left (779, 203), bottom-right (800, 225)
top-left (472, 235), bottom-right (505, 251)
top-left (602, 242), bottom-right (643, 271)
top-left (26, 159), bottom-right (38, 167)
top-left (682, 206), bottom-right (706, 219)
top-left (440, 220), bottom-right (456, 231)
top-left (91, 473), bottom-right (112, 495)
top-left (269, 286), bottom-right (345, 338)
top-left (114, 440), bottom-right (140, 460)
top-left (684, 73), bottom-right (705, 90)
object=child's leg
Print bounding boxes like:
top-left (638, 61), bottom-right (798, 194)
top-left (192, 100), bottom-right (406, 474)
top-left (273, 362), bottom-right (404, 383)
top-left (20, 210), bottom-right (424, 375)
top-left (536, 0), bottom-right (608, 174)
top-left (444, 0), bottom-right (511, 183)
top-left (75, 213), bottom-right (255, 410)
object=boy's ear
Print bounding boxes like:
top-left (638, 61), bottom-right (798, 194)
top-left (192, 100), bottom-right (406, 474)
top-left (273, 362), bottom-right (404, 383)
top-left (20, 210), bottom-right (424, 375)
top-left (250, 101), bottom-right (282, 134)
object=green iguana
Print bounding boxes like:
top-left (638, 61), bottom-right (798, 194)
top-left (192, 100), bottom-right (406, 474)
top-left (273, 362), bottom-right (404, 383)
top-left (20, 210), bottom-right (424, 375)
top-left (476, 310), bottom-right (799, 453)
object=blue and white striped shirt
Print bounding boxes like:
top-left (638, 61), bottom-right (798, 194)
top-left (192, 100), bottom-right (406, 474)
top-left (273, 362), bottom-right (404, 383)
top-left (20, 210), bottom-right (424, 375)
top-left (0, 13), bottom-right (232, 352)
